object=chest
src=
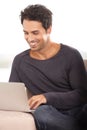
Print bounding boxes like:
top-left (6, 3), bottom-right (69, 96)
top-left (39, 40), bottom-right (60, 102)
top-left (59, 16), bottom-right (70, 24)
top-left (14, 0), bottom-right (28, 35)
top-left (20, 58), bottom-right (69, 84)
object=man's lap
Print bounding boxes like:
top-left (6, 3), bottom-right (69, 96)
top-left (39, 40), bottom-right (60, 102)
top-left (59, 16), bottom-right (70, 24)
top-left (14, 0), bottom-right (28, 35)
top-left (33, 105), bottom-right (80, 130)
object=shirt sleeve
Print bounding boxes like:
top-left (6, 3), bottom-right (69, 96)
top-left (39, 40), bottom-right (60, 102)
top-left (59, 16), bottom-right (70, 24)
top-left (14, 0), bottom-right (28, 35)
top-left (44, 50), bottom-right (87, 110)
top-left (9, 56), bottom-right (21, 82)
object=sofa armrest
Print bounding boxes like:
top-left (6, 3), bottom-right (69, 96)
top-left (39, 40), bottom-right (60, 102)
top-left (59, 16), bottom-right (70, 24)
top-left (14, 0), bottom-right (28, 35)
top-left (0, 110), bottom-right (36, 130)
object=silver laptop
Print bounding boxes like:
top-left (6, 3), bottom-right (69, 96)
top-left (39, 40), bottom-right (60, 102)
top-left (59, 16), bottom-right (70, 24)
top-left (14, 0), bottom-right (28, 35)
top-left (0, 82), bottom-right (34, 112)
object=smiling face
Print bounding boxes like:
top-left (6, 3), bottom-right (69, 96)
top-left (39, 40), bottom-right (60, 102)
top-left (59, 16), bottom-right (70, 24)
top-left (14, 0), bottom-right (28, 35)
top-left (23, 19), bottom-right (51, 52)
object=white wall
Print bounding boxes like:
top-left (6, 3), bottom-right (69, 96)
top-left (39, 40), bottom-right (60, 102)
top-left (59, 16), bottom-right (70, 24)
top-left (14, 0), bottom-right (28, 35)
top-left (0, 0), bottom-right (87, 81)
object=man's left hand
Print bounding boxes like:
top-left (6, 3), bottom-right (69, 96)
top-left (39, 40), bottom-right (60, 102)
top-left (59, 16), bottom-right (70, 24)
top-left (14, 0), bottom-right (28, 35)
top-left (28, 94), bottom-right (47, 109)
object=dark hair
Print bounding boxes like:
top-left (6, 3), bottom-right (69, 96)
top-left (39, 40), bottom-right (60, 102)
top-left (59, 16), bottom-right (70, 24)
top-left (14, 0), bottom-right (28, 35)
top-left (20, 4), bottom-right (52, 30)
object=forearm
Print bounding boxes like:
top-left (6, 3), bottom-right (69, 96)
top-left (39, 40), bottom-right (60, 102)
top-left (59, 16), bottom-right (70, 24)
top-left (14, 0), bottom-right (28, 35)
top-left (44, 89), bottom-right (81, 110)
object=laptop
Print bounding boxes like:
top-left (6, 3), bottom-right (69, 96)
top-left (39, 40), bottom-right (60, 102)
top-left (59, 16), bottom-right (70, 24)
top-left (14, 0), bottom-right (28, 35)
top-left (0, 82), bottom-right (34, 113)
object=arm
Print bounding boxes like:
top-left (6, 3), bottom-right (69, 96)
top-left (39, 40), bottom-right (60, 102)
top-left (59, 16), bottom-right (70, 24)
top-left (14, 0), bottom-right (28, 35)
top-left (44, 51), bottom-right (87, 109)
top-left (9, 56), bottom-right (21, 82)
top-left (28, 51), bottom-right (87, 110)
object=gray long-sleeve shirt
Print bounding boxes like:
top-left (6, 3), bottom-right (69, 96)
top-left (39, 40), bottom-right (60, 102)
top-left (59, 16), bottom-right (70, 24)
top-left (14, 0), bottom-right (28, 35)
top-left (9, 44), bottom-right (87, 110)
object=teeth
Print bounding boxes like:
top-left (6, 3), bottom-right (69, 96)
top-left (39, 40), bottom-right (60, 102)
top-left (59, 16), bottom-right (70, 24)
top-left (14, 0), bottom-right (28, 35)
top-left (30, 42), bottom-right (37, 46)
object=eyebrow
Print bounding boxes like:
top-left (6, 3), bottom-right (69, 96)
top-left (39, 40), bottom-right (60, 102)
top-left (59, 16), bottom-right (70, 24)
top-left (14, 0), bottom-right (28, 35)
top-left (23, 29), bottom-right (39, 33)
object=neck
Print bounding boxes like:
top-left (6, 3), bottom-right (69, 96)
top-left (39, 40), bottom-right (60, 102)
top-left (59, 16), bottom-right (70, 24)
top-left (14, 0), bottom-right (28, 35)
top-left (30, 42), bottom-right (61, 60)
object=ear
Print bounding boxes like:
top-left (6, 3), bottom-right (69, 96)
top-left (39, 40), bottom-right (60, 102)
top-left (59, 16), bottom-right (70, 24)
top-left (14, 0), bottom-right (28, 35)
top-left (47, 26), bottom-right (52, 34)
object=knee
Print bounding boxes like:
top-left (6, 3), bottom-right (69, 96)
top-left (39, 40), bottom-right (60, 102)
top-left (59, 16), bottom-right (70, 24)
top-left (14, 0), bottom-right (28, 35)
top-left (32, 105), bottom-right (51, 130)
top-left (33, 105), bottom-right (50, 123)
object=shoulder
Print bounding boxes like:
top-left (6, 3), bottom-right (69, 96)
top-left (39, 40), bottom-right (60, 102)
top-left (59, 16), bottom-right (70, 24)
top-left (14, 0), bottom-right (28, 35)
top-left (61, 44), bottom-right (79, 53)
top-left (61, 44), bottom-right (82, 59)
top-left (12, 49), bottom-right (29, 65)
top-left (60, 44), bottom-right (84, 67)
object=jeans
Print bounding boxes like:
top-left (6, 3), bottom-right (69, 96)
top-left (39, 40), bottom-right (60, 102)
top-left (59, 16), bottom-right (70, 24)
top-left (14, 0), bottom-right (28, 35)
top-left (78, 104), bottom-right (87, 130)
top-left (33, 105), bottom-right (80, 130)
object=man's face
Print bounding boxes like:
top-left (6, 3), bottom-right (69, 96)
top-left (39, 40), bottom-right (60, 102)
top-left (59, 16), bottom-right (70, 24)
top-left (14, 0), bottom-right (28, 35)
top-left (23, 19), bottom-right (51, 51)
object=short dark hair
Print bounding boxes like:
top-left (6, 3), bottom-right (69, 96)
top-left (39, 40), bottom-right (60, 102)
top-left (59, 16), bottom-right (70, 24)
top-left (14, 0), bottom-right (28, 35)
top-left (20, 4), bottom-right (52, 30)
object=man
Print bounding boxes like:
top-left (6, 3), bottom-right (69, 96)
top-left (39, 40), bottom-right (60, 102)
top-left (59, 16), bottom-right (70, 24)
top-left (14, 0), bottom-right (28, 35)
top-left (9, 4), bottom-right (87, 130)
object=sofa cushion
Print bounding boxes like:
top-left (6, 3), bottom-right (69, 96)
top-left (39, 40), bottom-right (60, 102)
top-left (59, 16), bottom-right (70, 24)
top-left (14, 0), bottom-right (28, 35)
top-left (84, 59), bottom-right (87, 71)
top-left (0, 110), bottom-right (36, 130)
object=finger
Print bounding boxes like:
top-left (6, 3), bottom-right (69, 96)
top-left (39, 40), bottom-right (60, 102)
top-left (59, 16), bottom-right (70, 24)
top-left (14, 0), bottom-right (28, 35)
top-left (30, 101), bottom-right (38, 109)
top-left (28, 95), bottom-right (47, 109)
top-left (32, 100), bottom-right (42, 109)
top-left (28, 96), bottom-right (40, 109)
top-left (28, 96), bottom-right (39, 106)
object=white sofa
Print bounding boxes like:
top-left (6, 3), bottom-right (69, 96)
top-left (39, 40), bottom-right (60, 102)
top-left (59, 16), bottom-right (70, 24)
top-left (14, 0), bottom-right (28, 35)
top-left (0, 110), bottom-right (36, 130)
top-left (0, 60), bottom-right (87, 130)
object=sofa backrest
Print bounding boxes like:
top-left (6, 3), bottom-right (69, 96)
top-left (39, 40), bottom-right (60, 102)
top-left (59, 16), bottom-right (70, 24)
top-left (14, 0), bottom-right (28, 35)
top-left (84, 60), bottom-right (87, 71)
